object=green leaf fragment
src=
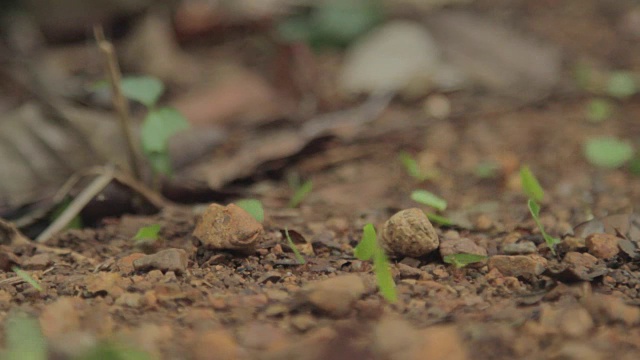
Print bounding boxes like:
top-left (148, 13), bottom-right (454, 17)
top-left (519, 165), bottom-right (545, 202)
top-left (236, 199), bottom-right (265, 223)
top-left (121, 76), bottom-right (164, 107)
top-left (410, 190), bottom-right (447, 211)
top-left (354, 223), bottom-right (377, 261)
top-left (284, 228), bottom-right (306, 264)
top-left (133, 224), bottom-right (161, 242)
top-left (586, 98), bottom-right (612, 123)
top-left (289, 180), bottom-right (313, 208)
top-left (426, 213), bottom-right (454, 227)
top-left (399, 151), bottom-right (425, 181)
top-left (11, 267), bottom-right (42, 292)
top-left (606, 71), bottom-right (637, 99)
top-left (4, 313), bottom-right (47, 360)
top-left (443, 253), bottom-right (487, 269)
top-left (141, 107), bottom-right (189, 154)
top-left (584, 137), bottom-right (634, 169)
top-left (372, 247), bottom-right (397, 303)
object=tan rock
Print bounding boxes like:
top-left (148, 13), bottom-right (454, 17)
top-left (585, 233), bottom-right (619, 259)
top-left (412, 325), bottom-right (468, 360)
top-left (193, 204), bottom-right (264, 251)
top-left (193, 329), bottom-right (247, 360)
top-left (133, 248), bottom-right (188, 275)
top-left (381, 208), bottom-right (439, 258)
top-left (302, 275), bottom-right (366, 317)
top-left (488, 255), bottom-right (547, 277)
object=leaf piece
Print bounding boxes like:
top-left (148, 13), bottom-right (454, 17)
top-left (520, 165), bottom-right (544, 202)
top-left (121, 76), bottom-right (164, 107)
top-left (584, 137), bottom-right (634, 169)
top-left (235, 199), bottom-right (265, 223)
top-left (410, 190), bottom-right (447, 211)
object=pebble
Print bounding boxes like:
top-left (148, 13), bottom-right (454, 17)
top-left (488, 255), bottom-right (547, 277)
top-left (115, 253), bottom-right (145, 274)
top-left (413, 325), bottom-right (468, 360)
top-left (380, 208), bottom-right (439, 258)
top-left (22, 253), bottom-right (54, 270)
top-left (193, 329), bottom-right (247, 360)
top-left (133, 248), bottom-right (188, 274)
top-left (192, 203), bottom-right (264, 251)
top-left (373, 317), bottom-right (420, 360)
top-left (501, 241), bottom-right (537, 255)
top-left (439, 237), bottom-right (488, 259)
top-left (585, 233), bottom-right (620, 259)
top-left (302, 274), bottom-right (366, 317)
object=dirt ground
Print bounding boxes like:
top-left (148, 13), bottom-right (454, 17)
top-left (3, 0), bottom-right (640, 359)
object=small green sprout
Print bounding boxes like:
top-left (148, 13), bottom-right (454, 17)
top-left (399, 151), bottom-right (426, 181)
top-left (235, 199), bottom-right (265, 223)
top-left (474, 161), bottom-right (499, 179)
top-left (11, 267), bottom-right (42, 292)
top-left (443, 253), bottom-right (487, 269)
top-left (284, 228), bottom-right (306, 264)
top-left (519, 165), bottom-right (544, 202)
top-left (606, 71), bottom-right (637, 99)
top-left (133, 224), bottom-right (161, 245)
top-left (583, 137), bottom-right (634, 169)
top-left (410, 190), bottom-right (447, 211)
top-left (119, 76), bottom-right (189, 176)
top-left (528, 199), bottom-right (561, 255)
top-left (354, 224), bottom-right (397, 303)
top-left (287, 173), bottom-right (313, 208)
top-left (586, 98), bottom-right (612, 123)
top-left (3, 313), bottom-right (47, 360)
top-left (426, 213), bottom-right (454, 227)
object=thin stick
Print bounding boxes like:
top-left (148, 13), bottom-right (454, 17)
top-left (36, 166), bottom-right (115, 243)
top-left (93, 25), bottom-right (142, 181)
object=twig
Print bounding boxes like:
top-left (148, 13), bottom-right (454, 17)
top-left (36, 166), bottom-right (115, 243)
top-left (93, 25), bottom-right (143, 181)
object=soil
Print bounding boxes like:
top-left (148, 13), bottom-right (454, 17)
top-left (3, 1), bottom-right (640, 360)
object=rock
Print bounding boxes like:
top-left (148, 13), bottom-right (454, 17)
top-left (22, 253), bottom-right (54, 270)
top-left (380, 208), bottom-right (439, 258)
top-left (133, 248), bottom-right (188, 275)
top-left (339, 20), bottom-right (464, 97)
top-left (439, 237), bottom-right (488, 258)
top-left (302, 275), bottom-right (366, 317)
top-left (412, 325), bottom-right (468, 360)
top-left (583, 294), bottom-right (640, 326)
top-left (193, 203), bottom-right (264, 251)
top-left (115, 253), bottom-right (146, 274)
top-left (585, 233), bottom-right (619, 259)
top-left (544, 251), bottom-right (607, 282)
top-left (501, 241), bottom-right (537, 255)
top-left (488, 255), bottom-right (547, 277)
top-left (558, 307), bottom-right (594, 338)
top-left (373, 317), bottom-right (420, 359)
top-left (193, 329), bottom-right (247, 360)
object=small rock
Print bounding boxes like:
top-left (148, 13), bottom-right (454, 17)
top-left (412, 325), bottom-right (468, 360)
top-left (373, 317), bottom-right (420, 359)
top-left (115, 292), bottom-right (144, 308)
top-left (339, 20), bottom-right (461, 97)
top-left (290, 314), bottom-right (317, 332)
top-left (558, 307), bottom-right (594, 338)
top-left (193, 203), bottom-right (264, 251)
top-left (302, 275), bottom-right (366, 317)
top-left (488, 255), bottom-right (547, 277)
top-left (545, 252), bottom-right (607, 282)
top-left (380, 208), bottom-right (439, 258)
top-left (439, 237), bottom-right (488, 259)
top-left (115, 253), bottom-right (145, 274)
top-left (133, 248), bottom-right (188, 274)
top-left (584, 294), bottom-right (640, 326)
top-left (585, 233), bottom-right (619, 259)
top-left (22, 253), bottom-right (54, 270)
top-left (193, 329), bottom-right (246, 360)
top-left (501, 241), bottom-right (537, 255)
